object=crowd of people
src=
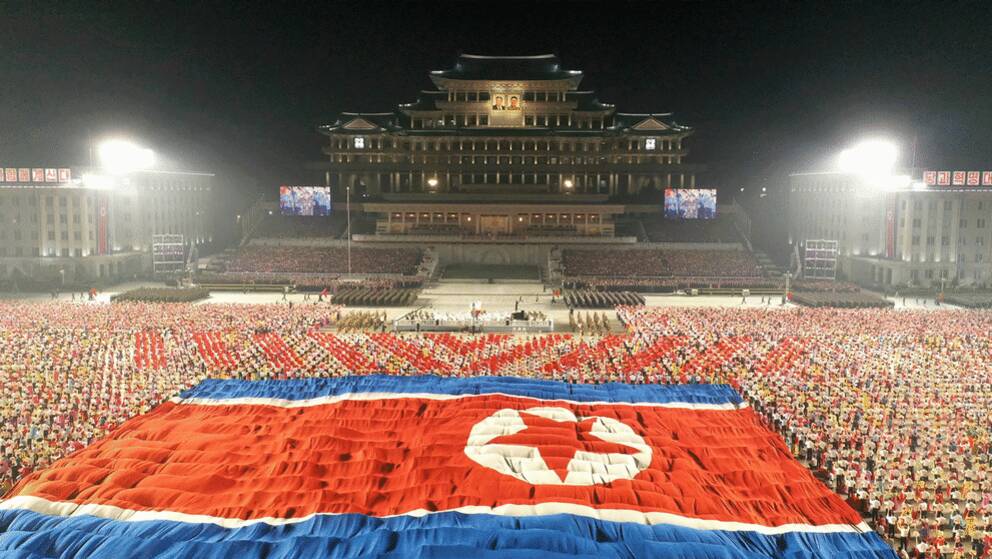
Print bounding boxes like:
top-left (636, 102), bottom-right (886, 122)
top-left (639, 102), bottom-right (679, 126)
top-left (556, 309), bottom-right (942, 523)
top-left (566, 276), bottom-right (780, 291)
top-left (561, 248), bottom-right (763, 280)
top-left (224, 246), bottom-right (424, 275)
top-left (2, 301), bottom-right (991, 557)
top-left (617, 306), bottom-right (992, 558)
top-left (664, 249), bottom-right (762, 277)
top-left (563, 289), bottom-right (645, 308)
top-left (0, 302), bottom-right (340, 494)
top-left (197, 272), bottom-right (427, 290)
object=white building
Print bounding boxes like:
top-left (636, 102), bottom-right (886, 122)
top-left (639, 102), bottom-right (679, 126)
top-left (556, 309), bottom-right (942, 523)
top-left (789, 169), bottom-right (992, 288)
top-left (0, 167), bottom-right (213, 286)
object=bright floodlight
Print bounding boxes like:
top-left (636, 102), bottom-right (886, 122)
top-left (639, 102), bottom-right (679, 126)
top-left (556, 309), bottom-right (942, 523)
top-left (838, 139), bottom-right (898, 176)
top-left (97, 140), bottom-right (155, 174)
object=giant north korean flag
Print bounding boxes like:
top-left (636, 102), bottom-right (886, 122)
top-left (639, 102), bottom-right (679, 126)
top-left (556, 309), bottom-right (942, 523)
top-left (0, 376), bottom-right (895, 558)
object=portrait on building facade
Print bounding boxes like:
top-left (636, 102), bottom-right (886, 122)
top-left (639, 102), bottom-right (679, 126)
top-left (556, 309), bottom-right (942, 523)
top-left (491, 92), bottom-right (522, 111)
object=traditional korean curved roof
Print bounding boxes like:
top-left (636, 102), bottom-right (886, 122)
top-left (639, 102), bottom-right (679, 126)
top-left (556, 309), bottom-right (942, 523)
top-left (430, 54), bottom-right (582, 81)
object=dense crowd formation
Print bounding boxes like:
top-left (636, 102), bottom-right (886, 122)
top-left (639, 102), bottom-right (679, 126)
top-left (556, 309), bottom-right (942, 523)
top-left (562, 248), bottom-right (762, 279)
top-left (2, 301), bottom-right (991, 557)
top-left (225, 246), bottom-right (425, 275)
top-left (618, 306), bottom-right (992, 558)
top-left (0, 302), bottom-right (340, 494)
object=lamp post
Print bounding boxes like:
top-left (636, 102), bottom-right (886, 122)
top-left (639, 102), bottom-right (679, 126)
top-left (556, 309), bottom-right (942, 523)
top-left (346, 184), bottom-right (352, 275)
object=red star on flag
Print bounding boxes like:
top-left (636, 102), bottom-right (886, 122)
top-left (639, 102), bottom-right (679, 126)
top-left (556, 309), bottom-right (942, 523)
top-left (487, 412), bottom-right (643, 481)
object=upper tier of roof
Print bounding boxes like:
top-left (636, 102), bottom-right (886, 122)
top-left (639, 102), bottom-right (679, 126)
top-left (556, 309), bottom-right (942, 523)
top-left (430, 54), bottom-right (583, 82)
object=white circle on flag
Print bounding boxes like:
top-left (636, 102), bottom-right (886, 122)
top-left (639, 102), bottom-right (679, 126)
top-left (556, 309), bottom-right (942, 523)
top-left (463, 406), bottom-right (652, 486)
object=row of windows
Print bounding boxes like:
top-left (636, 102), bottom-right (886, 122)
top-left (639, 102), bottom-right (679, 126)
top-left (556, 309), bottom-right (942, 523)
top-left (444, 91), bottom-right (573, 103)
top-left (0, 228), bottom-right (94, 241)
top-left (907, 237), bottom-right (992, 250)
top-left (389, 211), bottom-right (602, 224)
top-left (333, 154), bottom-right (682, 167)
top-left (902, 198), bottom-right (987, 211)
top-left (0, 247), bottom-right (39, 257)
top-left (337, 137), bottom-right (681, 153)
top-left (459, 173), bottom-right (607, 187)
top-left (411, 114), bottom-right (608, 130)
top-left (905, 217), bottom-right (987, 229)
top-left (0, 194), bottom-right (87, 207)
top-left (909, 269), bottom-right (951, 281)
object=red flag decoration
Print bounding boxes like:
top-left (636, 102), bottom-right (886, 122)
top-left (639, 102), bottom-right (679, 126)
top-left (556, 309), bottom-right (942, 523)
top-left (937, 171), bottom-right (951, 185)
top-left (923, 170), bottom-right (936, 185)
top-left (885, 194), bottom-right (896, 258)
top-left (0, 376), bottom-right (895, 558)
top-left (96, 193), bottom-right (109, 255)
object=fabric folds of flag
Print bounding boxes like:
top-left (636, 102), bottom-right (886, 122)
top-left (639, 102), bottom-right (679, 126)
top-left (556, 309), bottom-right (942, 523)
top-left (0, 375), bottom-right (895, 558)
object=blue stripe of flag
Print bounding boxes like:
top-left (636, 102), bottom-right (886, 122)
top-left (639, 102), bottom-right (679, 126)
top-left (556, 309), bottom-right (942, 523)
top-left (0, 509), bottom-right (895, 559)
top-left (177, 375), bottom-right (744, 406)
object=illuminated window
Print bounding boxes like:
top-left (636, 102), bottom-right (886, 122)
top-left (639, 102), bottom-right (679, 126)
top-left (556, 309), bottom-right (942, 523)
top-left (353, 137), bottom-right (365, 149)
top-left (645, 138), bottom-right (656, 150)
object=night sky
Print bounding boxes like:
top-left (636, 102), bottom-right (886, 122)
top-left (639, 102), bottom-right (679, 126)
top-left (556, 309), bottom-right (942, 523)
top-left (2, 1), bottom-right (990, 205)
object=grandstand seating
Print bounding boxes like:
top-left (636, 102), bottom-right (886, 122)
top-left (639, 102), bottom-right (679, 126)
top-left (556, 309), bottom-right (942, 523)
top-left (562, 249), bottom-right (669, 277)
top-left (225, 246), bottom-right (424, 275)
top-left (561, 248), bottom-right (765, 291)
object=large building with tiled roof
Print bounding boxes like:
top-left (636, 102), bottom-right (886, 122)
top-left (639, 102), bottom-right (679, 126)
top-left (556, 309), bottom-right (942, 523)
top-left (312, 53), bottom-right (702, 238)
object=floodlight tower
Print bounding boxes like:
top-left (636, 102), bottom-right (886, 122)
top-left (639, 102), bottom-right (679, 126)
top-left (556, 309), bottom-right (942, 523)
top-left (97, 140), bottom-right (155, 174)
top-left (837, 139), bottom-right (898, 178)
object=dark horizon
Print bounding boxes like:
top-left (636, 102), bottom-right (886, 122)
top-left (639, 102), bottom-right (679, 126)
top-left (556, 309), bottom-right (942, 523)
top-left (2, 1), bottom-right (990, 205)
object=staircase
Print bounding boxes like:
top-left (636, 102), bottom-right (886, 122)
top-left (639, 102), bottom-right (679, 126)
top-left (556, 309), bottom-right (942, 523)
top-left (754, 250), bottom-right (784, 279)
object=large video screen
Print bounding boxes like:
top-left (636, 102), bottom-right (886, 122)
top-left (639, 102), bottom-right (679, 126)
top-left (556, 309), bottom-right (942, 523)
top-left (279, 186), bottom-right (331, 216)
top-left (664, 188), bottom-right (717, 219)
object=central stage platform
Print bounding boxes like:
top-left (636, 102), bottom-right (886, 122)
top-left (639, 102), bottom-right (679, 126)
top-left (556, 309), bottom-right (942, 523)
top-left (392, 308), bottom-right (554, 333)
